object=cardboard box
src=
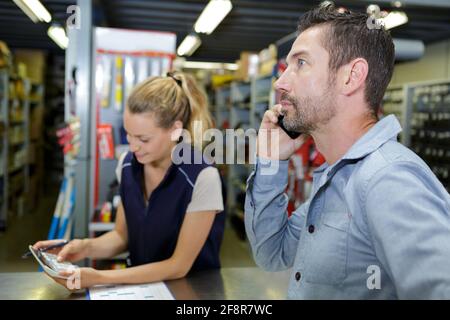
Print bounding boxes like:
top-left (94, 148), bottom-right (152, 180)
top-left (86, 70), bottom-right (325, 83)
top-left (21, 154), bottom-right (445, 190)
top-left (0, 41), bottom-right (12, 69)
top-left (30, 106), bottom-right (44, 141)
top-left (234, 51), bottom-right (258, 81)
top-left (14, 49), bottom-right (47, 83)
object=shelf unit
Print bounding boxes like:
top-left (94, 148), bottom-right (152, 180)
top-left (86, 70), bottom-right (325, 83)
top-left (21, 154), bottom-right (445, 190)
top-left (215, 75), bottom-right (275, 240)
top-left (383, 85), bottom-right (407, 144)
top-left (0, 69), bottom-right (8, 231)
top-left (226, 81), bottom-right (251, 240)
top-left (28, 82), bottom-right (44, 209)
top-left (0, 69), bottom-right (33, 230)
top-left (406, 79), bottom-right (450, 192)
top-left (214, 85), bottom-right (231, 130)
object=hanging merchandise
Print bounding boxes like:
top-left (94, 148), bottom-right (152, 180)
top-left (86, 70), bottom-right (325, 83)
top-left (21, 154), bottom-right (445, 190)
top-left (161, 57), bottom-right (171, 76)
top-left (97, 55), bottom-right (112, 108)
top-left (136, 57), bottom-right (149, 83)
top-left (150, 58), bottom-right (161, 77)
top-left (56, 117), bottom-right (81, 158)
top-left (114, 55), bottom-right (124, 111)
top-left (124, 56), bottom-right (136, 103)
top-left (97, 123), bottom-right (115, 159)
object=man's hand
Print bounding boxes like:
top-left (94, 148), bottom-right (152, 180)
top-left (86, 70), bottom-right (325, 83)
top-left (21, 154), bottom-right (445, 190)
top-left (257, 104), bottom-right (304, 160)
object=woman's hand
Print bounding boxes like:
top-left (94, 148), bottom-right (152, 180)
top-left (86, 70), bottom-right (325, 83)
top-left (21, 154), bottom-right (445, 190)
top-left (33, 239), bottom-right (91, 263)
top-left (49, 267), bottom-right (102, 291)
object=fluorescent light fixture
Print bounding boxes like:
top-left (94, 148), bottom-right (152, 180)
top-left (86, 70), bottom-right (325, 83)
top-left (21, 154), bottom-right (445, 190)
top-left (177, 34), bottom-right (202, 57)
top-left (47, 25), bottom-right (69, 49)
top-left (381, 11), bottom-right (408, 30)
top-left (194, 0), bottom-right (232, 35)
top-left (183, 61), bottom-right (238, 70)
top-left (13, 0), bottom-right (52, 23)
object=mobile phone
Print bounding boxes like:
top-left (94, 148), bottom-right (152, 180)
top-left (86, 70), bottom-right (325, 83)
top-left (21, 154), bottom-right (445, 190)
top-left (277, 115), bottom-right (302, 139)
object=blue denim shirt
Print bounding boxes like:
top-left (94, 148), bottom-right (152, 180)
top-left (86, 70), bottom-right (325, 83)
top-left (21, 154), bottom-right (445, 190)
top-left (245, 115), bottom-right (450, 299)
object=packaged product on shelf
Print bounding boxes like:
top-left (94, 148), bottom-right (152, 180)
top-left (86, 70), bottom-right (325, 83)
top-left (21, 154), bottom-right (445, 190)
top-left (97, 123), bottom-right (115, 159)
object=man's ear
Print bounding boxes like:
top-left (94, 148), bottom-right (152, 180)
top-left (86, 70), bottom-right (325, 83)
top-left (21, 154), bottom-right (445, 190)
top-left (339, 58), bottom-right (368, 96)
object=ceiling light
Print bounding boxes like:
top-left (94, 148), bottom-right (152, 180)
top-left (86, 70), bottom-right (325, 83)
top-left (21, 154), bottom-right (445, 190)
top-left (392, 1), bottom-right (402, 8)
top-left (47, 25), bottom-right (69, 49)
top-left (194, 0), bottom-right (233, 35)
top-left (183, 61), bottom-right (238, 70)
top-left (381, 11), bottom-right (408, 30)
top-left (177, 34), bottom-right (202, 57)
top-left (13, 0), bottom-right (52, 23)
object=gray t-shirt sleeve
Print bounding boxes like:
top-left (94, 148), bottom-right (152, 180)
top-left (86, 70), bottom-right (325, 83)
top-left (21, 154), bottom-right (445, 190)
top-left (186, 166), bottom-right (224, 213)
top-left (115, 152), bottom-right (128, 184)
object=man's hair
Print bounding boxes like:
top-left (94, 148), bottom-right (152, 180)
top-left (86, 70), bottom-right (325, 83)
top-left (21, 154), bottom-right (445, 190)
top-left (298, 3), bottom-right (395, 117)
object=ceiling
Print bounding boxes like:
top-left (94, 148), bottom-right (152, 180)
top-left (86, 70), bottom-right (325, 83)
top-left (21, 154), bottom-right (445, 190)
top-left (1, 0), bottom-right (450, 62)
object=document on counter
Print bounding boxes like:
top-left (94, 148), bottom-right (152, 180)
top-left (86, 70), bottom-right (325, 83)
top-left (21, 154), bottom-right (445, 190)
top-left (87, 282), bottom-right (175, 300)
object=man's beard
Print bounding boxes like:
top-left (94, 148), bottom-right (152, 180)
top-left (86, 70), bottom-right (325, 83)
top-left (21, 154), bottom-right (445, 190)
top-left (281, 82), bottom-right (337, 135)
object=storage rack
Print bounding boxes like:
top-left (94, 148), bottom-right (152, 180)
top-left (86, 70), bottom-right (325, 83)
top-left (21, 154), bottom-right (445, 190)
top-left (0, 69), bottom-right (8, 230)
top-left (406, 79), bottom-right (450, 192)
top-left (215, 75), bottom-right (275, 240)
top-left (0, 69), bottom-right (33, 230)
top-left (383, 85), bottom-right (407, 144)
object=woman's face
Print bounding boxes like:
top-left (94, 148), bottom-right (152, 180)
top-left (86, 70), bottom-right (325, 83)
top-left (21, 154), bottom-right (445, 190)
top-left (123, 109), bottom-right (179, 166)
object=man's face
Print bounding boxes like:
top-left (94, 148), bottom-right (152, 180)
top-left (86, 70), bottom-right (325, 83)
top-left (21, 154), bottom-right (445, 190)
top-left (274, 25), bottom-right (337, 134)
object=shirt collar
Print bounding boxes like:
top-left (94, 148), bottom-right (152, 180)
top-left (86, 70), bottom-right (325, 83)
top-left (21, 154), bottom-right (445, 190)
top-left (313, 115), bottom-right (402, 173)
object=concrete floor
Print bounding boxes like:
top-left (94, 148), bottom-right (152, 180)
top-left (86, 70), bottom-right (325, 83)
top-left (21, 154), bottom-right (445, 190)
top-left (0, 191), bottom-right (58, 272)
top-left (0, 193), bottom-right (255, 272)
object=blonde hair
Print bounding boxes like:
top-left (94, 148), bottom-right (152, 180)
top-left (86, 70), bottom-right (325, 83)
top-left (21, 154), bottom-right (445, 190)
top-left (127, 71), bottom-right (213, 147)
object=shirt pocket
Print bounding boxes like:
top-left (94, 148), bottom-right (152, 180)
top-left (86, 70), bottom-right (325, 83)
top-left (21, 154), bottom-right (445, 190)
top-left (304, 211), bottom-right (350, 285)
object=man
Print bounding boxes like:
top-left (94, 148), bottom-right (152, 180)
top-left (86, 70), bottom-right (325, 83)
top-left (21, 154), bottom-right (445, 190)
top-left (245, 3), bottom-right (450, 299)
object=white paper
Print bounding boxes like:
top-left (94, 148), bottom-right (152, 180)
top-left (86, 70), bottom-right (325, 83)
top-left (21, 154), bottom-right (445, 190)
top-left (88, 282), bottom-right (174, 300)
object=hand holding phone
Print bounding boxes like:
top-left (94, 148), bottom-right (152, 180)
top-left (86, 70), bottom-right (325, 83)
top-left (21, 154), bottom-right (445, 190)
top-left (277, 114), bottom-right (302, 139)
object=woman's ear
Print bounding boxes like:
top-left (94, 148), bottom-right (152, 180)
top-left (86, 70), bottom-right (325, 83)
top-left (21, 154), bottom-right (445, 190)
top-left (170, 120), bottom-right (184, 142)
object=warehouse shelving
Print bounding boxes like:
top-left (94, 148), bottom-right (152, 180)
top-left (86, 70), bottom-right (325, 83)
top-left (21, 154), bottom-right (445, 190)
top-left (215, 85), bottom-right (231, 130)
top-left (0, 69), bottom-right (8, 231)
top-left (0, 69), bottom-right (34, 230)
top-left (215, 75), bottom-right (275, 240)
top-left (383, 85), bottom-right (407, 144)
top-left (405, 79), bottom-right (450, 192)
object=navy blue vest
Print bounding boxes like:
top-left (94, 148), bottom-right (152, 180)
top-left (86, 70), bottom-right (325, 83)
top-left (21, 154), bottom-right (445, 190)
top-left (119, 147), bottom-right (226, 272)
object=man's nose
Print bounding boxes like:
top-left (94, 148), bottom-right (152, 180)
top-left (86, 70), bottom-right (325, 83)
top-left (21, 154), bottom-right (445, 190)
top-left (274, 71), bottom-right (290, 93)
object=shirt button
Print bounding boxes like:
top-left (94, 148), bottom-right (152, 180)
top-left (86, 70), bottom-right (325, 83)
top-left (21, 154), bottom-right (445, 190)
top-left (308, 225), bottom-right (315, 234)
top-left (295, 272), bottom-right (301, 282)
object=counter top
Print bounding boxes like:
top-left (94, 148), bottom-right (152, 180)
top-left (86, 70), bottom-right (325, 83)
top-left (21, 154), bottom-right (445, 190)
top-left (0, 267), bottom-right (290, 300)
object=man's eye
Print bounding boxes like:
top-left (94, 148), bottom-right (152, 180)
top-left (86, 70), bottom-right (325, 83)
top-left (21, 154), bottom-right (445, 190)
top-left (140, 139), bottom-right (149, 143)
top-left (298, 59), bottom-right (306, 67)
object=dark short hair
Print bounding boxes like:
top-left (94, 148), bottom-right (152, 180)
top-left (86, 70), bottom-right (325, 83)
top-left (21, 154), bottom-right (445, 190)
top-left (298, 3), bottom-right (395, 117)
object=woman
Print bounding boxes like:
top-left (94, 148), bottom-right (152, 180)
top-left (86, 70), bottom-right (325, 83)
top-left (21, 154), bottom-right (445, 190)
top-left (34, 72), bottom-right (225, 289)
